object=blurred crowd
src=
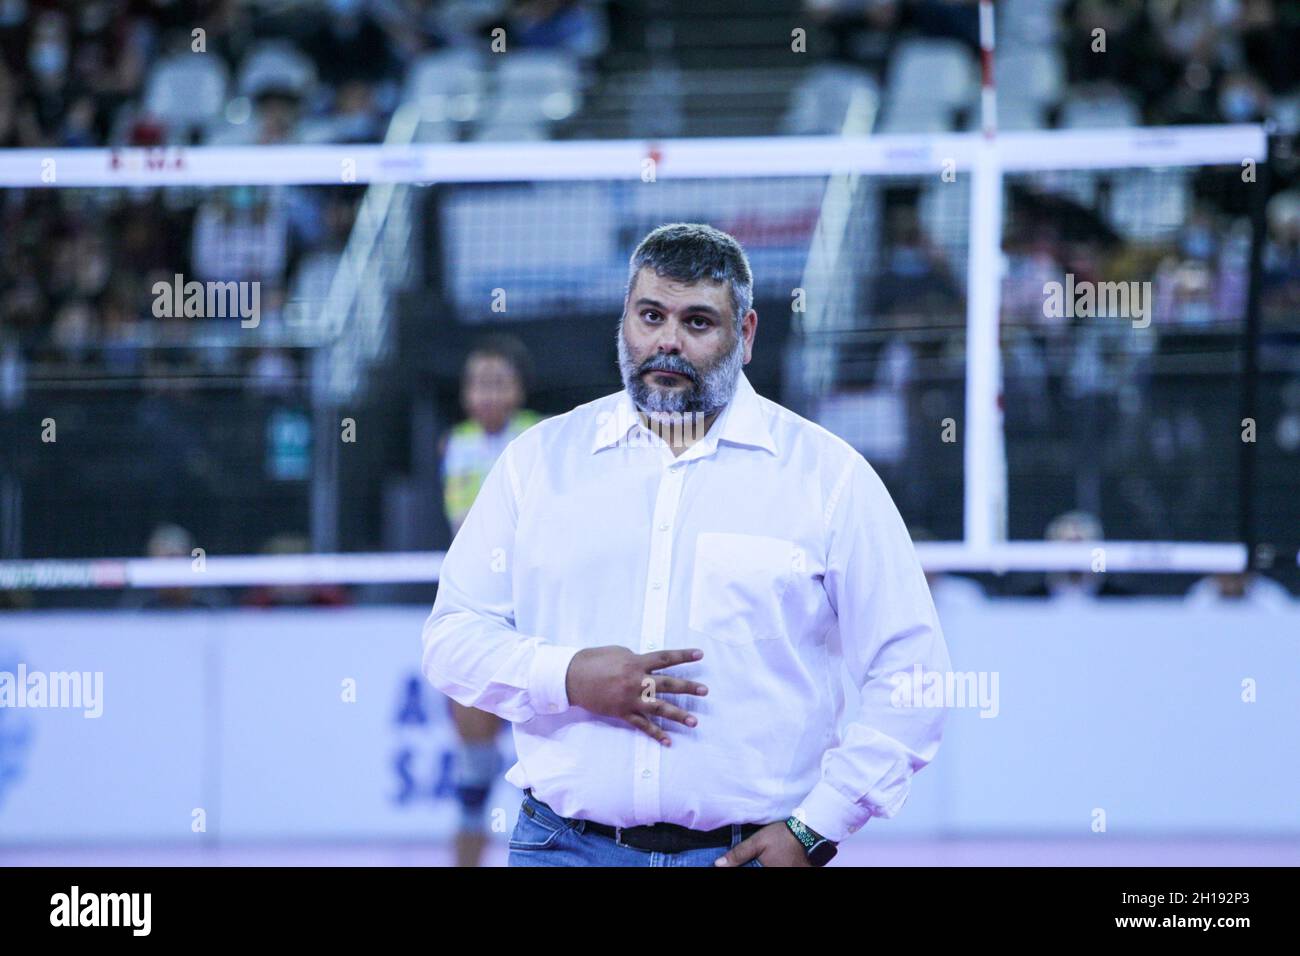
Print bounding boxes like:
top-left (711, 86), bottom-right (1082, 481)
top-left (1058, 0), bottom-right (1298, 127)
top-left (0, 182), bottom-right (360, 385)
top-left (5, 0), bottom-right (1298, 377)
top-left (858, 162), bottom-right (1300, 548)
top-left (2, 1), bottom-right (1295, 147)
top-left (0, 0), bottom-right (610, 383)
top-left (0, 0), bottom-right (607, 149)
top-left (806, 0), bottom-right (1300, 130)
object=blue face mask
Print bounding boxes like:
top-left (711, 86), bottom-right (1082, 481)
top-left (30, 41), bottom-right (67, 77)
top-left (1221, 88), bottom-right (1258, 123)
top-left (62, 128), bottom-right (95, 148)
top-left (889, 246), bottom-right (928, 278)
top-left (1178, 299), bottom-right (1213, 325)
top-left (1181, 228), bottom-right (1215, 260)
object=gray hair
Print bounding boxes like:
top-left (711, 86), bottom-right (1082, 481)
top-left (623, 223), bottom-right (754, 330)
top-left (1045, 510), bottom-right (1104, 541)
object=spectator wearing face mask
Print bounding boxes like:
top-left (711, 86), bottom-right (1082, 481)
top-left (502, 0), bottom-right (604, 60)
top-left (1261, 189), bottom-right (1300, 323)
top-left (1153, 208), bottom-right (1222, 328)
top-left (1217, 69), bottom-right (1271, 123)
top-left (191, 185), bottom-right (289, 289)
top-left (16, 10), bottom-right (75, 146)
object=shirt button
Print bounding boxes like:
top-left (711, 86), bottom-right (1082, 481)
top-left (641, 769), bottom-right (652, 778)
top-left (646, 641), bottom-right (658, 650)
top-left (651, 581), bottom-right (662, 590)
top-left (658, 523), bottom-right (669, 531)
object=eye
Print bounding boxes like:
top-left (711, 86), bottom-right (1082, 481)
top-left (641, 310), bottom-right (662, 322)
top-left (687, 315), bottom-right (712, 330)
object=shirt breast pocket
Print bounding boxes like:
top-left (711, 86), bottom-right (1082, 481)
top-left (688, 532), bottom-right (799, 646)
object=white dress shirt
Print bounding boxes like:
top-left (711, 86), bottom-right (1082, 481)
top-left (421, 370), bottom-right (950, 843)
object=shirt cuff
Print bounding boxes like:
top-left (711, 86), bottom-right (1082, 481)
top-left (527, 642), bottom-right (582, 718)
top-left (797, 781), bottom-right (874, 844)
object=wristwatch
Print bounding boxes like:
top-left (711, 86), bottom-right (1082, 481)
top-left (784, 816), bottom-right (838, 866)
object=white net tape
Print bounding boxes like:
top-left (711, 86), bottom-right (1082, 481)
top-left (0, 542), bottom-right (1253, 591)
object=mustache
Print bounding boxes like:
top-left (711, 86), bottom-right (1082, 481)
top-left (639, 355), bottom-right (698, 383)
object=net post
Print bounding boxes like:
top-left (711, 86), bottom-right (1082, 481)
top-left (1238, 130), bottom-right (1273, 571)
top-left (964, 0), bottom-right (1008, 549)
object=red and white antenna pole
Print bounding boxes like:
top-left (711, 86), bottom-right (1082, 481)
top-left (978, 0), bottom-right (997, 139)
top-left (963, 0), bottom-right (1008, 549)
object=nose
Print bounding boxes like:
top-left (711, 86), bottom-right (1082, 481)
top-left (652, 319), bottom-right (683, 354)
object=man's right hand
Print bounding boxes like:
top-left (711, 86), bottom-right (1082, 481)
top-left (563, 646), bottom-right (707, 746)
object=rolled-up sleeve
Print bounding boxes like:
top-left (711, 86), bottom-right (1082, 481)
top-left (421, 439), bottom-right (581, 724)
top-left (798, 452), bottom-right (952, 844)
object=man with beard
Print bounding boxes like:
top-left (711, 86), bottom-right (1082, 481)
top-left (422, 222), bottom-right (950, 867)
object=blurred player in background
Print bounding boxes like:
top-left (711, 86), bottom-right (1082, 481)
top-left (438, 334), bottom-right (544, 866)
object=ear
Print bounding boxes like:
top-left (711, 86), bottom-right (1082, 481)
top-left (741, 309), bottom-right (757, 364)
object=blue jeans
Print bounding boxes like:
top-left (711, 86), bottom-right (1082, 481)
top-left (507, 789), bottom-right (765, 867)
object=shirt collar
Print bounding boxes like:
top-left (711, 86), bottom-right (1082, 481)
top-left (591, 370), bottom-right (777, 457)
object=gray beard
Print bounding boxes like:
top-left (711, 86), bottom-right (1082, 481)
top-left (616, 321), bottom-right (745, 417)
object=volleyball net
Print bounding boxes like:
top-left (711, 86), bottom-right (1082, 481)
top-left (1, 120), bottom-right (1292, 599)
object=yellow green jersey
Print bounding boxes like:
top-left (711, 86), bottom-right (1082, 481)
top-left (442, 409), bottom-right (545, 534)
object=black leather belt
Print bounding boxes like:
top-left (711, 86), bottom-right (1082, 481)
top-left (526, 790), bottom-right (765, 853)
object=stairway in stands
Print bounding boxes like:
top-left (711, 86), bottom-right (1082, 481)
top-left (565, 0), bottom-right (813, 139)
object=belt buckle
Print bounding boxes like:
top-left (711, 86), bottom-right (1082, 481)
top-left (614, 825), bottom-right (646, 850)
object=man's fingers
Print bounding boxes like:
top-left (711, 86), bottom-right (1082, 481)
top-left (626, 713), bottom-right (671, 746)
top-left (714, 836), bottom-right (761, 867)
top-left (623, 652), bottom-right (703, 741)
top-left (646, 676), bottom-right (708, 697)
top-left (642, 697), bottom-right (696, 728)
top-left (643, 648), bottom-right (703, 671)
